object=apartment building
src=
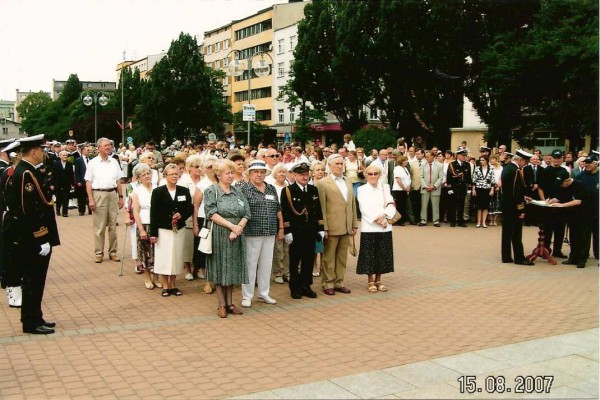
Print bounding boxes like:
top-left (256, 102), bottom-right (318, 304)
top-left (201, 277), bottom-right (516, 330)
top-left (116, 53), bottom-right (167, 84)
top-left (203, 23), bottom-right (233, 105)
top-left (52, 79), bottom-right (116, 101)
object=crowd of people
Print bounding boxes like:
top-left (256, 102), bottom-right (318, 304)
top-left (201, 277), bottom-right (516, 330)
top-left (0, 133), bottom-right (598, 332)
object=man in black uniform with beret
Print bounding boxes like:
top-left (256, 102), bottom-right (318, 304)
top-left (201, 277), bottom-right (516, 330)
top-left (280, 161), bottom-right (324, 300)
top-left (500, 150), bottom-right (534, 265)
top-left (446, 146), bottom-right (471, 227)
top-left (5, 134), bottom-right (60, 334)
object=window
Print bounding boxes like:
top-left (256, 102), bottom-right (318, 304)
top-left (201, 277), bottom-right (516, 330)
top-left (277, 62), bottom-right (285, 77)
top-left (216, 42), bottom-right (221, 52)
top-left (2, 127), bottom-right (7, 135)
top-left (370, 106), bottom-right (379, 120)
top-left (278, 39), bottom-right (285, 54)
top-left (235, 19), bottom-right (272, 41)
top-left (278, 109), bottom-right (284, 123)
top-left (289, 108), bottom-right (295, 123)
top-left (224, 39), bottom-right (230, 49)
top-left (207, 45), bottom-right (213, 55)
top-left (215, 60), bottom-right (221, 69)
top-left (234, 87), bottom-right (272, 102)
top-left (289, 35), bottom-right (297, 51)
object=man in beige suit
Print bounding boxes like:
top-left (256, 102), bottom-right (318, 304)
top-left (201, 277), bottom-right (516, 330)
top-left (419, 151), bottom-right (444, 227)
top-left (316, 154), bottom-right (358, 295)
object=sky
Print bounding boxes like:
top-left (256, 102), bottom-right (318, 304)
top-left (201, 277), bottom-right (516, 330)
top-left (0, 0), bottom-right (283, 101)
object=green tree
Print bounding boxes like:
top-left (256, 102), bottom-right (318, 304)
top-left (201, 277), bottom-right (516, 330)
top-left (137, 32), bottom-right (231, 144)
top-left (277, 80), bottom-right (327, 145)
top-left (352, 126), bottom-right (397, 152)
top-left (292, 0), bottom-right (378, 133)
top-left (59, 74), bottom-right (83, 107)
top-left (16, 92), bottom-right (52, 134)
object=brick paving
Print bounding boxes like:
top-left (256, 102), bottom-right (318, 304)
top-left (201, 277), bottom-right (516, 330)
top-left (0, 211), bottom-right (597, 399)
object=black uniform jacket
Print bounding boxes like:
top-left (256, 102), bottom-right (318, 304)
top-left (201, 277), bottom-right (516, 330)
top-left (280, 182), bottom-right (324, 236)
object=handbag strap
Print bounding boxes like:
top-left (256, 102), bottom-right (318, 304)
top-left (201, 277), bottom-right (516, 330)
top-left (203, 187), bottom-right (219, 229)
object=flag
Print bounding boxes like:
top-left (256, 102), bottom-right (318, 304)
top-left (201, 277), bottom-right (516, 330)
top-left (127, 121), bottom-right (133, 129)
top-left (116, 120), bottom-right (123, 130)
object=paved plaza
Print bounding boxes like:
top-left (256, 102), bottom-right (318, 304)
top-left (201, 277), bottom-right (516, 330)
top-left (0, 212), bottom-right (598, 399)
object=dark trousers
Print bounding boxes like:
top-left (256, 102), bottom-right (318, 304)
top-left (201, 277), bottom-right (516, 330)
top-left (409, 190), bottom-right (421, 222)
top-left (448, 185), bottom-right (467, 224)
top-left (501, 214), bottom-right (525, 262)
top-left (20, 248), bottom-right (51, 329)
top-left (577, 216), bottom-right (598, 263)
top-left (55, 186), bottom-right (70, 215)
top-left (193, 217), bottom-right (207, 272)
top-left (288, 229), bottom-right (316, 295)
top-left (543, 211), bottom-right (566, 254)
top-left (392, 190), bottom-right (408, 224)
top-left (440, 187), bottom-right (450, 222)
top-left (76, 185), bottom-right (89, 215)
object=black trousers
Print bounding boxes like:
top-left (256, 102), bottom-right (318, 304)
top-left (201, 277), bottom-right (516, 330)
top-left (55, 186), bottom-right (70, 215)
top-left (501, 214), bottom-right (526, 263)
top-left (577, 216), bottom-right (599, 263)
top-left (409, 189), bottom-right (421, 222)
top-left (392, 190), bottom-right (408, 224)
top-left (20, 247), bottom-right (51, 329)
top-left (288, 229), bottom-right (316, 295)
top-left (448, 185), bottom-right (467, 224)
top-left (76, 184), bottom-right (89, 215)
top-left (543, 210), bottom-right (566, 254)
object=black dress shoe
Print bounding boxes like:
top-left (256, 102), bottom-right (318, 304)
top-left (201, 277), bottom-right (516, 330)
top-left (450, 223), bottom-right (456, 227)
top-left (79, 213), bottom-right (85, 216)
top-left (23, 325), bottom-right (55, 335)
top-left (62, 214), bottom-right (69, 217)
top-left (515, 259), bottom-right (534, 266)
top-left (42, 321), bottom-right (56, 328)
top-left (577, 264), bottom-right (586, 268)
top-left (502, 259), bottom-right (514, 263)
top-left (552, 252), bottom-right (567, 258)
top-left (417, 222), bottom-right (426, 227)
top-left (562, 259), bottom-right (577, 265)
top-left (409, 221), bottom-right (417, 226)
top-left (300, 288), bottom-right (317, 298)
top-left (459, 223), bottom-right (467, 227)
top-left (290, 292), bottom-right (302, 299)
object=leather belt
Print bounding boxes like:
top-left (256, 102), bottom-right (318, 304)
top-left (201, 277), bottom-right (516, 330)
top-left (92, 188), bottom-right (117, 192)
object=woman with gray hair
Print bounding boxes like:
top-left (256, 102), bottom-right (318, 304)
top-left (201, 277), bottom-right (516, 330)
top-left (149, 164), bottom-right (193, 297)
top-left (356, 163), bottom-right (395, 292)
top-left (130, 163), bottom-right (157, 289)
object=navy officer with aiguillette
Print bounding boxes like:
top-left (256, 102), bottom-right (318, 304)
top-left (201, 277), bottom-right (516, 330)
top-left (6, 134), bottom-right (60, 335)
top-left (280, 161), bottom-right (324, 300)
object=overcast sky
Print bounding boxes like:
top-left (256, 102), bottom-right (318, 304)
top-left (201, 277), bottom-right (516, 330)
top-left (0, 0), bottom-right (283, 101)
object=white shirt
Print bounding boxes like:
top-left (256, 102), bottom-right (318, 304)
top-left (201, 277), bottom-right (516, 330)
top-left (132, 183), bottom-right (155, 224)
top-left (197, 176), bottom-right (214, 218)
top-left (332, 174), bottom-right (348, 202)
top-left (85, 156), bottom-right (121, 189)
top-left (392, 165), bottom-right (411, 191)
top-left (356, 183), bottom-right (394, 233)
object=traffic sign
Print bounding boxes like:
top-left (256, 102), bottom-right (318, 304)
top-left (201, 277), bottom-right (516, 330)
top-left (242, 104), bottom-right (256, 122)
top-left (127, 136), bottom-right (133, 143)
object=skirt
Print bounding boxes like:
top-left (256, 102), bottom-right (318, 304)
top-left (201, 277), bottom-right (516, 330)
top-left (356, 231), bottom-right (394, 275)
top-left (135, 224), bottom-right (154, 273)
top-left (182, 227), bottom-right (194, 263)
top-left (207, 221), bottom-right (248, 286)
top-left (154, 228), bottom-right (186, 275)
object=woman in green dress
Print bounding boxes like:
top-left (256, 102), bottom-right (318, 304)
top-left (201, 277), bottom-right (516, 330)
top-left (204, 159), bottom-right (251, 318)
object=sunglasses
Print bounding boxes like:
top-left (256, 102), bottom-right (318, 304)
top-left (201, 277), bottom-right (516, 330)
top-left (367, 172), bottom-right (380, 176)
top-left (266, 155), bottom-right (279, 158)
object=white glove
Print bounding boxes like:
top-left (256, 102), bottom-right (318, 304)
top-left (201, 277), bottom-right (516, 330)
top-left (318, 231), bottom-right (325, 240)
top-left (284, 233), bottom-right (293, 245)
top-left (39, 243), bottom-right (51, 257)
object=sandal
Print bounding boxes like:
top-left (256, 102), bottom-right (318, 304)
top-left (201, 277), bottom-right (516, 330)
top-left (227, 305), bottom-right (243, 315)
top-left (161, 289), bottom-right (170, 297)
top-left (217, 306), bottom-right (227, 318)
top-left (203, 283), bottom-right (214, 294)
top-left (368, 282), bottom-right (378, 293)
top-left (375, 282), bottom-right (388, 292)
top-left (171, 288), bottom-right (183, 296)
top-left (144, 280), bottom-right (155, 290)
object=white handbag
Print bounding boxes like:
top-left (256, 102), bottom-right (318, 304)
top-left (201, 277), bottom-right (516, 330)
top-left (198, 220), bottom-right (213, 254)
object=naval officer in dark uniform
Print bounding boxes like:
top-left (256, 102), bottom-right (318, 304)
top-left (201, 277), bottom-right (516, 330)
top-left (500, 150), bottom-right (534, 266)
top-left (280, 161), bottom-right (324, 300)
top-left (6, 134), bottom-right (60, 334)
top-left (446, 146), bottom-right (471, 227)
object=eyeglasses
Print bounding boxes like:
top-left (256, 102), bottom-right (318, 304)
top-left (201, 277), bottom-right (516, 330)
top-left (266, 155), bottom-right (279, 158)
top-left (205, 165), bottom-right (213, 169)
top-left (166, 173), bottom-right (179, 177)
top-left (367, 172), bottom-right (380, 176)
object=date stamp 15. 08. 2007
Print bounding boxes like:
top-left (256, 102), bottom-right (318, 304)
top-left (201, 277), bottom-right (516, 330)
top-left (457, 375), bottom-right (554, 395)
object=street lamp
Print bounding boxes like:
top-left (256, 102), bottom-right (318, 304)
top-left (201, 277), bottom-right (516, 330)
top-left (226, 50), bottom-right (273, 147)
top-left (81, 91), bottom-right (109, 145)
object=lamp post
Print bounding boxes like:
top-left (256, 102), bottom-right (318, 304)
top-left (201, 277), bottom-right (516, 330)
top-left (81, 91), bottom-right (109, 145)
top-left (226, 50), bottom-right (273, 147)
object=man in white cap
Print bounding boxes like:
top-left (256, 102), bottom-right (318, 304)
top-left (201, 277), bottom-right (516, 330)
top-left (446, 147), bottom-right (471, 227)
top-left (500, 150), bottom-right (534, 266)
top-left (5, 135), bottom-right (61, 334)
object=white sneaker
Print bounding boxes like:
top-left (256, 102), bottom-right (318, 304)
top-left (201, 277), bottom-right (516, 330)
top-left (274, 276), bottom-right (284, 284)
top-left (241, 299), bottom-right (252, 308)
top-left (259, 296), bottom-right (277, 305)
top-left (185, 273), bottom-right (194, 281)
